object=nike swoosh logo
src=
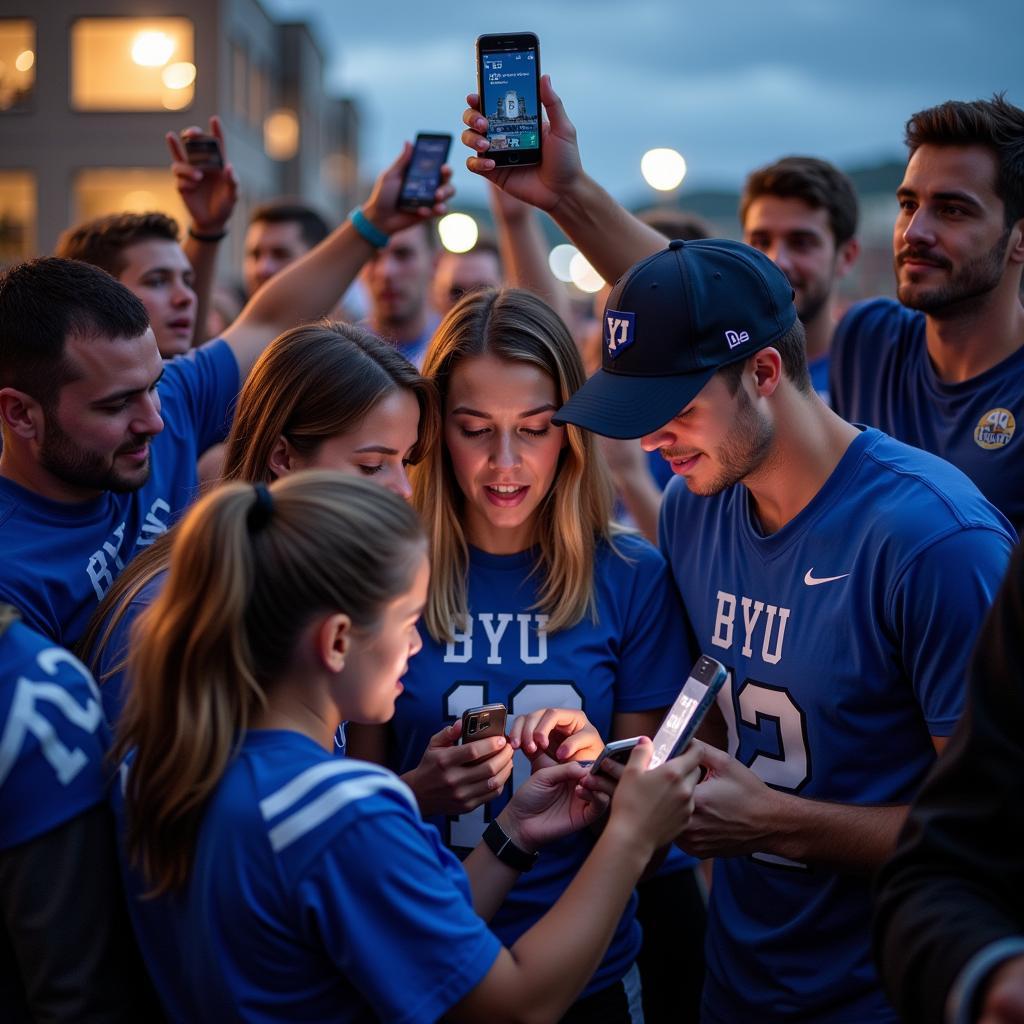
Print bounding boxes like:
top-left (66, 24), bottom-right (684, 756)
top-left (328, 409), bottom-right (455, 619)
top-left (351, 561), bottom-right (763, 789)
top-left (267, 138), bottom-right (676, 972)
top-left (803, 569), bottom-right (851, 586)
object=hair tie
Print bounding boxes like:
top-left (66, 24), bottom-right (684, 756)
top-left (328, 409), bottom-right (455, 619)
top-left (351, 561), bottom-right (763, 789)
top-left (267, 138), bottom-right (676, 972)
top-left (248, 482), bottom-right (274, 533)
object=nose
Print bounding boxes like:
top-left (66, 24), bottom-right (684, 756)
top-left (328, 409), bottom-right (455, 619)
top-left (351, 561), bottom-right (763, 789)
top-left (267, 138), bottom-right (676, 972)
top-left (386, 463), bottom-right (414, 501)
top-left (133, 389), bottom-right (164, 437)
top-left (172, 278), bottom-right (195, 309)
top-left (410, 624), bottom-right (424, 659)
top-left (640, 421), bottom-right (676, 453)
top-left (767, 242), bottom-right (794, 278)
top-left (902, 207), bottom-right (936, 249)
top-left (490, 429), bottom-right (521, 470)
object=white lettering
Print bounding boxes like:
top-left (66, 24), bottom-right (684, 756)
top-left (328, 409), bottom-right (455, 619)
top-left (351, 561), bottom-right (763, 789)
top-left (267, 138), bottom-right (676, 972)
top-left (480, 613), bottom-right (514, 664)
top-left (85, 522), bottom-right (126, 599)
top-left (444, 617), bottom-right (473, 663)
top-left (740, 597), bottom-right (764, 658)
top-left (711, 590), bottom-right (735, 649)
top-left (761, 604), bottom-right (790, 664)
top-left (518, 613), bottom-right (548, 664)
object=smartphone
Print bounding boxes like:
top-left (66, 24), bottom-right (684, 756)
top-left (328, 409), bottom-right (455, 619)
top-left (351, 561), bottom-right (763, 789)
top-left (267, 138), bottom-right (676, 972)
top-left (589, 737), bottom-right (641, 776)
top-left (647, 655), bottom-right (728, 770)
top-left (460, 703), bottom-right (508, 745)
top-left (182, 133), bottom-right (223, 171)
top-left (475, 32), bottom-right (542, 167)
top-left (397, 133), bottom-right (452, 211)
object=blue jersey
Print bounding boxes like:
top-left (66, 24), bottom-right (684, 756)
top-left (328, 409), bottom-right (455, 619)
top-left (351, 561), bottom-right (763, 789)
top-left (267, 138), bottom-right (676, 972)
top-left (0, 620), bottom-right (109, 852)
top-left (659, 428), bottom-right (1014, 1023)
top-left (831, 298), bottom-right (1024, 533)
top-left (389, 534), bottom-right (692, 995)
top-left (115, 730), bottom-right (501, 1024)
top-left (0, 339), bottom-right (238, 647)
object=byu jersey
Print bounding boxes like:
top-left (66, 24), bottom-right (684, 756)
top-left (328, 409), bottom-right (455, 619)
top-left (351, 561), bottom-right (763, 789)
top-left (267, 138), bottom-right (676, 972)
top-left (0, 339), bottom-right (238, 647)
top-left (831, 298), bottom-right (1024, 533)
top-left (389, 534), bottom-right (691, 995)
top-left (116, 731), bottom-right (500, 1023)
top-left (659, 428), bottom-right (1014, 1022)
top-left (0, 620), bottom-right (109, 852)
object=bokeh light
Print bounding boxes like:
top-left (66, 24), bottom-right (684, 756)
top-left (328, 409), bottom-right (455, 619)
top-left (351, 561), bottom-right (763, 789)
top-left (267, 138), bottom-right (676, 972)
top-left (641, 148), bottom-right (688, 191)
top-left (548, 244), bottom-right (578, 283)
top-left (438, 213), bottom-right (479, 254)
top-left (131, 31), bottom-right (175, 68)
top-left (569, 252), bottom-right (605, 293)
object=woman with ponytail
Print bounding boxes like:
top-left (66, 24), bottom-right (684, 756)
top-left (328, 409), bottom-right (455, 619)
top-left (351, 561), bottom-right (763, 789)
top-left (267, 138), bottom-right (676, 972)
top-left (81, 319), bottom-right (435, 723)
top-left (114, 471), bottom-right (701, 1023)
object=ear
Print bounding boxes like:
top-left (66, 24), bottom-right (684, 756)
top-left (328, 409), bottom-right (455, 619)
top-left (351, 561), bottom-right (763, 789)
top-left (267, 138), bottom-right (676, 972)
top-left (0, 388), bottom-right (45, 441)
top-left (834, 237), bottom-right (860, 280)
top-left (267, 435), bottom-right (296, 478)
top-left (1007, 218), bottom-right (1024, 266)
top-left (751, 347), bottom-right (783, 398)
top-left (316, 612), bottom-right (351, 673)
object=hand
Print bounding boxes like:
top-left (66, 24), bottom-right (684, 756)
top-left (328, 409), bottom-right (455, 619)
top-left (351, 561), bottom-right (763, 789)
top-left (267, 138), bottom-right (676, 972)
top-left (500, 761), bottom-right (608, 851)
top-left (981, 955), bottom-right (1024, 1024)
top-left (508, 707), bottom-right (605, 770)
top-left (167, 116), bottom-right (239, 234)
top-left (673, 741), bottom-right (780, 858)
top-left (461, 74), bottom-right (584, 214)
top-left (403, 720), bottom-right (514, 817)
top-left (604, 738), bottom-right (701, 852)
top-left (361, 142), bottom-right (455, 238)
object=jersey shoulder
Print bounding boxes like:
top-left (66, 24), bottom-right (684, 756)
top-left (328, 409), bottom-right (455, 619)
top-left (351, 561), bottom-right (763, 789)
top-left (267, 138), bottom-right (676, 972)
top-left (233, 739), bottom-right (422, 880)
top-left (0, 619), bottom-right (109, 850)
top-left (834, 297), bottom-right (924, 356)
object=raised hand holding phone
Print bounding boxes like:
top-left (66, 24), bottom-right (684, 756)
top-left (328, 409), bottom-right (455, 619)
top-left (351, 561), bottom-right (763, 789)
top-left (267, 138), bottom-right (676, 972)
top-left (166, 115), bottom-right (238, 236)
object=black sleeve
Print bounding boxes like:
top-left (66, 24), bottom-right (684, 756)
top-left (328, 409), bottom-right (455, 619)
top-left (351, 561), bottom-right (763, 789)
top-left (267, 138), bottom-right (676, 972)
top-left (0, 801), bottom-right (164, 1023)
top-left (873, 541), bottom-right (1024, 1024)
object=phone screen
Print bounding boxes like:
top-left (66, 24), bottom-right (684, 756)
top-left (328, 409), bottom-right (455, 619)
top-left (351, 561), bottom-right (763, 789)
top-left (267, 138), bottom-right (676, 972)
top-left (647, 656), bottom-right (727, 770)
top-left (479, 44), bottom-right (540, 154)
top-left (399, 134), bottom-right (451, 208)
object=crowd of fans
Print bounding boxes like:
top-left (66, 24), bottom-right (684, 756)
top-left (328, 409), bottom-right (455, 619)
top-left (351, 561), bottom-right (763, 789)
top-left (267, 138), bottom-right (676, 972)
top-left (1, 71), bottom-right (1022, 1024)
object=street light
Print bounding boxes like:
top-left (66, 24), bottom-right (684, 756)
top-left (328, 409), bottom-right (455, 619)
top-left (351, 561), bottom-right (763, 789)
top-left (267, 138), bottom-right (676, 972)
top-left (641, 148), bottom-right (687, 191)
top-left (438, 213), bottom-right (479, 254)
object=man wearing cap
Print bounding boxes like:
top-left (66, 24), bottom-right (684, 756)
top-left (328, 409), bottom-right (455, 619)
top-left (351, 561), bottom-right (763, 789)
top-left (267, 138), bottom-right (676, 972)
top-left (553, 238), bottom-right (1014, 1023)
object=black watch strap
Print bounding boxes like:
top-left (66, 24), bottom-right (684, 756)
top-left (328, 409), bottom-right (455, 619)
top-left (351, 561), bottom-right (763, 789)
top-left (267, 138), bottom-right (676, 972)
top-left (483, 819), bottom-right (539, 872)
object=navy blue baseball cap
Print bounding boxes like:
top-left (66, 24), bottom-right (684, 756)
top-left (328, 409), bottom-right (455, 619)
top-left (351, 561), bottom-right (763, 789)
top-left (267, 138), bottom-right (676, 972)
top-left (553, 238), bottom-right (796, 439)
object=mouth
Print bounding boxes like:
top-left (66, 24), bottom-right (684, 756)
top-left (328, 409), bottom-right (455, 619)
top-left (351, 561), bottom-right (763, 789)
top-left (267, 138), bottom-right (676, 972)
top-left (898, 251), bottom-right (949, 272)
top-left (663, 451), bottom-right (702, 475)
top-left (167, 318), bottom-right (194, 334)
top-left (484, 483), bottom-right (529, 508)
top-left (117, 443), bottom-right (150, 466)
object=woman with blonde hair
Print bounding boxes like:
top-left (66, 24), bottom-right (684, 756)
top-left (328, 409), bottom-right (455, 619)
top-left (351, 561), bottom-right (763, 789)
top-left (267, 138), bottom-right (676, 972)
top-left (348, 288), bottom-right (696, 1021)
top-left (81, 320), bottom-right (435, 723)
top-left (113, 471), bottom-right (702, 1023)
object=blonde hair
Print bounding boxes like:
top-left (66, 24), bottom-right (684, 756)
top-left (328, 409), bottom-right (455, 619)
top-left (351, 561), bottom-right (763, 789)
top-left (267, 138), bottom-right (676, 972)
top-left (79, 321), bottom-right (435, 675)
top-left (115, 472), bottom-right (425, 895)
top-left (414, 288), bottom-right (616, 642)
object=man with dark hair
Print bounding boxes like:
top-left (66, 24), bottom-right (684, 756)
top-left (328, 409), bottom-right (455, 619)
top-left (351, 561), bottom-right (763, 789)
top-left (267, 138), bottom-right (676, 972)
top-left (874, 540), bottom-right (1024, 1024)
top-left (831, 94), bottom-right (1024, 531)
top-left (56, 212), bottom-right (200, 360)
top-left (0, 144), bottom-right (453, 647)
top-left (431, 233), bottom-right (502, 315)
top-left (360, 220), bottom-right (441, 366)
top-left (552, 237), bottom-right (1013, 1024)
top-left (740, 156), bottom-right (860, 401)
top-left (243, 199), bottom-right (330, 297)
top-left (461, 78), bottom-right (1016, 1022)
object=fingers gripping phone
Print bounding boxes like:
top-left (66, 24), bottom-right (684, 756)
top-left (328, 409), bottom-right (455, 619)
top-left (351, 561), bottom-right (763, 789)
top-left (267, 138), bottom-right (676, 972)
top-left (460, 703), bottom-right (508, 767)
top-left (397, 133), bottom-right (452, 211)
top-left (182, 133), bottom-right (223, 171)
top-left (590, 654), bottom-right (728, 775)
top-left (475, 32), bottom-right (542, 167)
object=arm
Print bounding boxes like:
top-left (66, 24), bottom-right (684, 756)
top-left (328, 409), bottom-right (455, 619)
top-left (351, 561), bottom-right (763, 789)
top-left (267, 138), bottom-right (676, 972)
top-left (488, 185), bottom-right (572, 323)
top-left (451, 741), bottom-right (701, 1024)
top-left (874, 542), bottom-right (1024, 1024)
top-left (462, 76), bottom-right (665, 284)
top-left (221, 143), bottom-right (453, 379)
top-left (598, 437), bottom-right (663, 543)
top-left (167, 116), bottom-right (239, 348)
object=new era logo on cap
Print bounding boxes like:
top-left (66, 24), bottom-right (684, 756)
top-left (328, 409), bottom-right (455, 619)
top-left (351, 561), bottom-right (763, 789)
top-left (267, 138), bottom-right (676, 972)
top-left (605, 309), bottom-right (635, 359)
top-left (725, 329), bottom-right (750, 349)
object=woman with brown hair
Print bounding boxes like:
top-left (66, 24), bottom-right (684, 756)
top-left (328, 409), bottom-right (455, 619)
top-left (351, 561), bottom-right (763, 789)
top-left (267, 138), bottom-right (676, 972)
top-left (349, 287), bottom-right (696, 1021)
top-left (81, 319), bottom-right (435, 723)
top-left (113, 471), bottom-right (702, 1022)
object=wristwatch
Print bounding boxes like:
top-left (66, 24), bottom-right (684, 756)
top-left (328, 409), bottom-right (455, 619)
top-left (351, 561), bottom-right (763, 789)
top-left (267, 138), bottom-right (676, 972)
top-left (483, 819), bottom-right (540, 872)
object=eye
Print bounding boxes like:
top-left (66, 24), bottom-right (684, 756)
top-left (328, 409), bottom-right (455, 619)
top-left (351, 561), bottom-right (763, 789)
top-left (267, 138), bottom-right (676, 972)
top-left (521, 426), bottom-right (550, 438)
top-left (459, 426), bottom-right (489, 438)
top-left (359, 464), bottom-right (384, 475)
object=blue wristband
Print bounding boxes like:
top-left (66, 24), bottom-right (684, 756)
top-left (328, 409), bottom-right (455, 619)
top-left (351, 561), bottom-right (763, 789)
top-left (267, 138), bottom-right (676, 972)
top-left (349, 207), bottom-right (390, 248)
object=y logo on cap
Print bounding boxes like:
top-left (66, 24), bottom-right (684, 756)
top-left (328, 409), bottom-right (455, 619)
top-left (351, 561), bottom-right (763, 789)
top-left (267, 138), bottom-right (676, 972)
top-left (725, 329), bottom-right (750, 350)
top-left (605, 309), bottom-right (636, 360)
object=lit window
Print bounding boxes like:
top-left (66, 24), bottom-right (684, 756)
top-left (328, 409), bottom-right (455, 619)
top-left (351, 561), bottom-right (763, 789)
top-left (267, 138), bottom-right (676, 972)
top-left (0, 171), bottom-right (36, 266)
top-left (71, 17), bottom-right (195, 111)
top-left (74, 168), bottom-right (190, 228)
top-left (0, 20), bottom-right (36, 113)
